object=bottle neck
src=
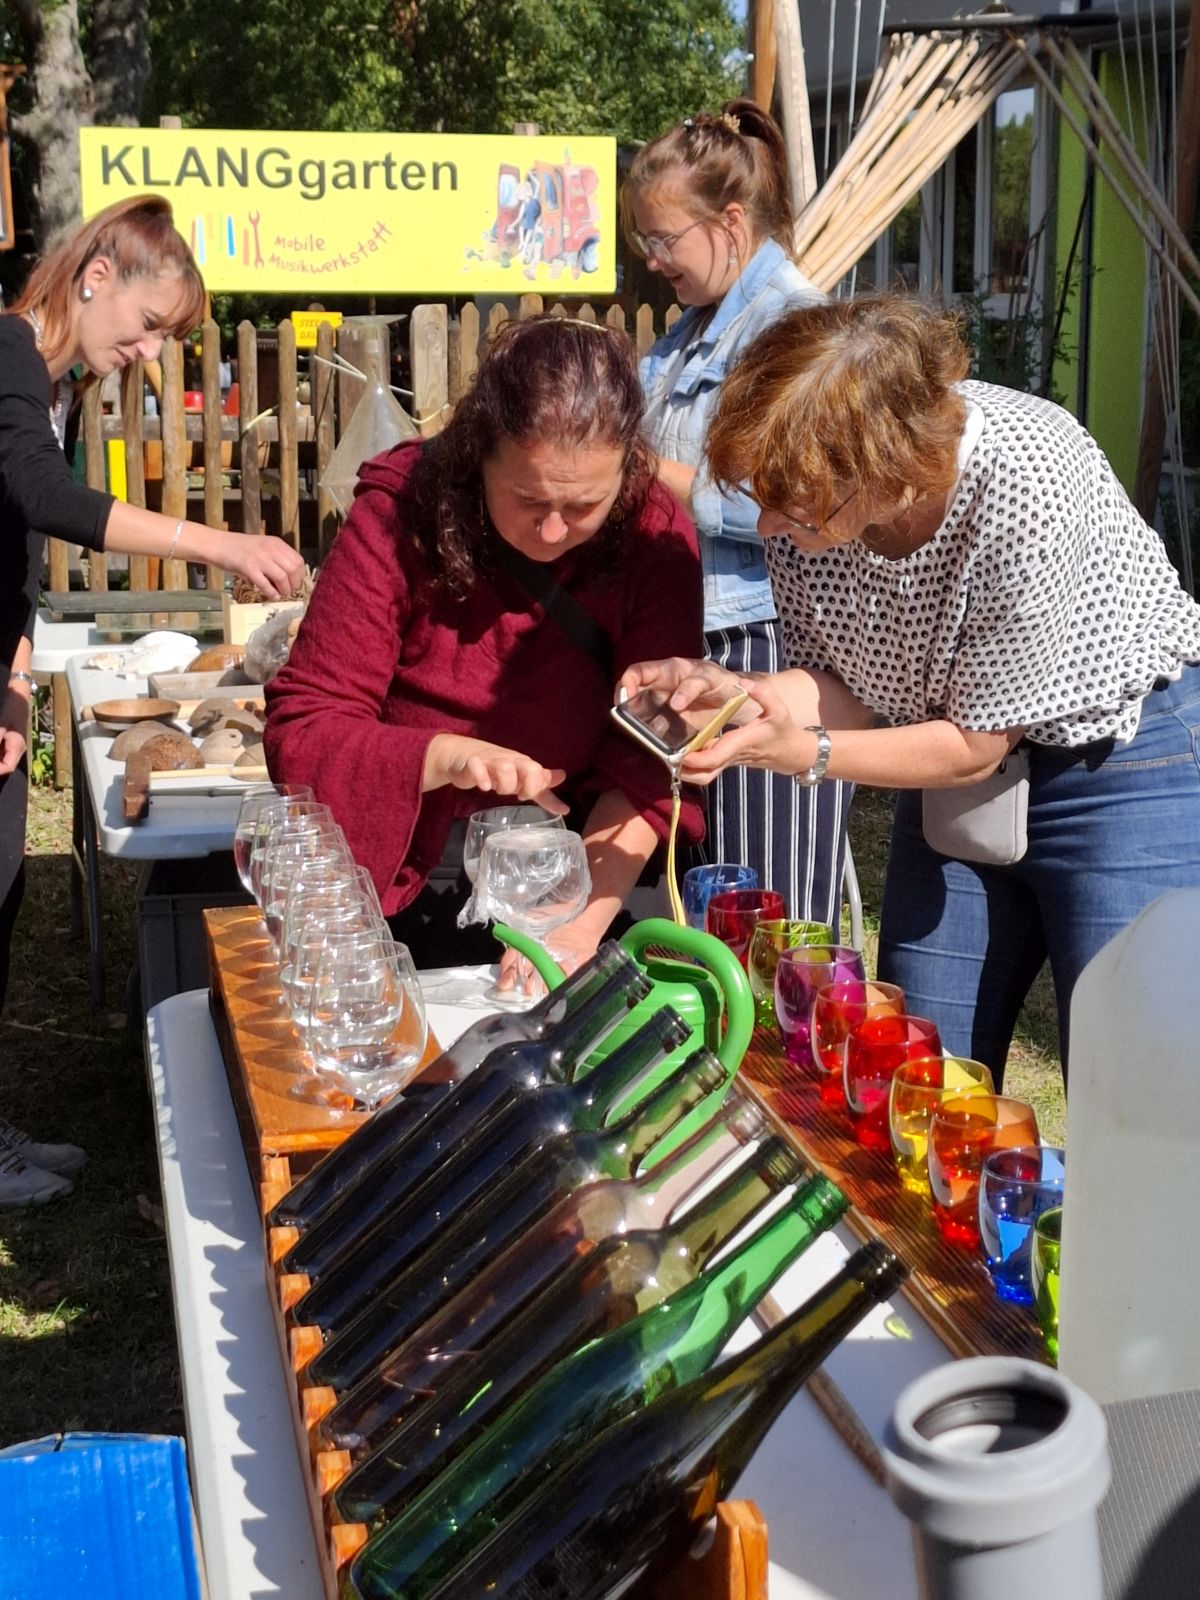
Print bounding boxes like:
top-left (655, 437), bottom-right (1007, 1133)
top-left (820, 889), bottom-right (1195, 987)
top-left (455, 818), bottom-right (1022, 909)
top-left (566, 1009), bottom-right (692, 1129)
top-left (670, 1135), bottom-right (810, 1264)
top-left (630, 1090), bottom-right (771, 1214)
top-left (541, 965), bottom-right (651, 1079)
top-left (600, 1051), bottom-right (728, 1171)
top-left (527, 941), bottom-right (635, 1036)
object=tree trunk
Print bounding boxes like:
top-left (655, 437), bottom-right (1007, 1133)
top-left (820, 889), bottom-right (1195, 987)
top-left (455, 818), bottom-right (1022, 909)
top-left (8, 0), bottom-right (93, 247)
top-left (92, 0), bottom-right (151, 125)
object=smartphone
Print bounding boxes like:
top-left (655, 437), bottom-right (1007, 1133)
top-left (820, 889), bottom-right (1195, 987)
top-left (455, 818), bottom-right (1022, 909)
top-left (611, 685), bottom-right (749, 765)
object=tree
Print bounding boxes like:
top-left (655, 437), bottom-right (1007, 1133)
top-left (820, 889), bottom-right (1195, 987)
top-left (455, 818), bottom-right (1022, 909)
top-left (1, 0), bottom-right (149, 245)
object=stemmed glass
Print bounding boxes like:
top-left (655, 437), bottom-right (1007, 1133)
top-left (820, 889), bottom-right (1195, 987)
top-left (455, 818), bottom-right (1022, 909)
top-left (304, 930), bottom-right (427, 1110)
top-left (233, 784), bottom-right (313, 893)
top-left (1031, 1207), bottom-right (1063, 1363)
top-left (280, 869), bottom-right (385, 1016)
top-left (463, 805), bottom-right (566, 885)
top-left (811, 980), bottom-right (906, 1108)
top-left (470, 826), bottom-right (591, 1000)
top-left (247, 800), bottom-right (336, 906)
top-left (747, 920), bottom-right (834, 1029)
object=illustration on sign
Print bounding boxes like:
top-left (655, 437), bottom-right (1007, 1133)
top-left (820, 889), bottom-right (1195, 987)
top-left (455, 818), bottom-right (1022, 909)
top-left (79, 129), bottom-right (617, 296)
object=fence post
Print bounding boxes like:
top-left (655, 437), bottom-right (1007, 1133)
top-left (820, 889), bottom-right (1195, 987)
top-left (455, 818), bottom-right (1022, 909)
top-left (81, 386), bottom-right (108, 590)
top-left (314, 319), bottom-right (337, 559)
top-left (160, 334), bottom-right (189, 590)
top-left (487, 303), bottom-right (509, 341)
top-left (277, 318), bottom-right (300, 549)
top-left (237, 321), bottom-right (262, 539)
top-left (635, 304), bottom-right (657, 358)
top-left (411, 303), bottom-right (449, 437)
top-left (121, 361), bottom-right (150, 589)
top-left (201, 318), bottom-right (225, 591)
top-left (459, 302), bottom-right (481, 396)
top-left (518, 293), bottom-right (543, 319)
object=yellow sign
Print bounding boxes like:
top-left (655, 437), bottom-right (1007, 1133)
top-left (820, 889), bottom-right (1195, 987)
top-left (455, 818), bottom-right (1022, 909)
top-left (291, 309), bottom-right (343, 348)
top-left (79, 128), bottom-right (617, 296)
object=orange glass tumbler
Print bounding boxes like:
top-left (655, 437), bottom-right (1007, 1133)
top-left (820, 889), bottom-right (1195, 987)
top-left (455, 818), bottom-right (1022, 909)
top-left (888, 1056), bottom-right (995, 1195)
top-left (927, 1093), bottom-right (1040, 1247)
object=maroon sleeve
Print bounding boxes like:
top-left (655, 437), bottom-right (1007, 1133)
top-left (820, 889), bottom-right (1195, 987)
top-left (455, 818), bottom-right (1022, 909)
top-left (585, 482), bottom-right (707, 845)
top-left (264, 483), bottom-right (442, 906)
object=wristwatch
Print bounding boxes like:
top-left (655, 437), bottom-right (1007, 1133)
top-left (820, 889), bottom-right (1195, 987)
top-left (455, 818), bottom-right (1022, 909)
top-left (795, 724), bottom-right (831, 786)
top-left (7, 671), bottom-right (34, 690)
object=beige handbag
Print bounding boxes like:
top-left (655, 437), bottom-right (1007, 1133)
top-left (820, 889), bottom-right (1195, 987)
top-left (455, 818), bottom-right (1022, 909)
top-left (921, 747), bottom-right (1030, 866)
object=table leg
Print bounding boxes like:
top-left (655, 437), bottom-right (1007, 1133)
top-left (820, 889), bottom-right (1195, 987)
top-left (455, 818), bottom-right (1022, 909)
top-left (69, 714), bottom-right (106, 1007)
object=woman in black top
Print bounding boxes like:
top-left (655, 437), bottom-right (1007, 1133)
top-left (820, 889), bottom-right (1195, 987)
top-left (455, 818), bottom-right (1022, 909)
top-left (0, 194), bottom-right (304, 1205)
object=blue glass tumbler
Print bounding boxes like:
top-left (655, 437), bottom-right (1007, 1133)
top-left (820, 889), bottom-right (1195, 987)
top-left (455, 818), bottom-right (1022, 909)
top-left (978, 1144), bottom-right (1066, 1305)
top-left (682, 863), bottom-right (759, 931)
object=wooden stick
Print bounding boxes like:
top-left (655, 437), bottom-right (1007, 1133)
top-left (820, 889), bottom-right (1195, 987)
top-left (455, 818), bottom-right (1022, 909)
top-left (201, 318), bottom-right (226, 592)
top-left (277, 318), bottom-right (300, 547)
top-left (161, 335), bottom-right (190, 591)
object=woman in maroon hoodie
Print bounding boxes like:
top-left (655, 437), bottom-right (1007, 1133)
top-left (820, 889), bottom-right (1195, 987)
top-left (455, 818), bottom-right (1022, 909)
top-left (265, 317), bottom-right (705, 971)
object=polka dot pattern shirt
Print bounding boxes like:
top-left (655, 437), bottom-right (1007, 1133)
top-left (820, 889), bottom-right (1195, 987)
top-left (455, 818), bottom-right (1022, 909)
top-left (763, 381), bottom-right (1200, 747)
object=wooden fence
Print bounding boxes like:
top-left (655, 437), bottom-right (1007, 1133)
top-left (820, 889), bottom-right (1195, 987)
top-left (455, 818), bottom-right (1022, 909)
top-left (62, 294), bottom-right (683, 595)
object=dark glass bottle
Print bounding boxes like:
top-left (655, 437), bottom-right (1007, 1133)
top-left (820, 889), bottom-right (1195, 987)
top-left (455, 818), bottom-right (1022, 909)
top-left (316, 1094), bottom-right (771, 1454)
top-left (283, 961), bottom-right (650, 1280)
top-left (308, 1046), bottom-right (728, 1394)
top-left (293, 1009), bottom-right (697, 1332)
top-left (338, 1175), bottom-right (851, 1597)
top-left (353, 1243), bottom-right (906, 1600)
top-left (329, 1133), bottom-right (818, 1528)
top-left (271, 943), bottom-right (637, 1229)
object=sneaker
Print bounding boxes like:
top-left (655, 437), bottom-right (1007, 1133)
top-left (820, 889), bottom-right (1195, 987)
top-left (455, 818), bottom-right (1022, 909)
top-left (0, 1147), bottom-right (73, 1207)
top-left (0, 1117), bottom-right (86, 1177)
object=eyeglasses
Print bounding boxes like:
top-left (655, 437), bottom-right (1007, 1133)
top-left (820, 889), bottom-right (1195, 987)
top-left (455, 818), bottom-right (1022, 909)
top-left (630, 219), bottom-right (706, 264)
top-left (770, 487), bottom-right (860, 540)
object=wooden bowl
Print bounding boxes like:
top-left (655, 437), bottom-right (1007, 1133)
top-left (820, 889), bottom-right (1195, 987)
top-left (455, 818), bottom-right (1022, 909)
top-left (88, 697), bottom-right (181, 731)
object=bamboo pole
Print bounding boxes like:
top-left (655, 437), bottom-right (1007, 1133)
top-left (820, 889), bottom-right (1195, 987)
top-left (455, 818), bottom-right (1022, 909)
top-left (775, 0), bottom-right (819, 210)
top-left (749, 0), bottom-right (778, 112)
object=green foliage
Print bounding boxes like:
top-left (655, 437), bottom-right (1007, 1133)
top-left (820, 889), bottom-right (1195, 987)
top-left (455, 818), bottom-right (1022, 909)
top-left (957, 275), bottom-right (1073, 402)
top-left (144, 0), bottom-right (741, 142)
top-left (27, 692), bottom-right (55, 788)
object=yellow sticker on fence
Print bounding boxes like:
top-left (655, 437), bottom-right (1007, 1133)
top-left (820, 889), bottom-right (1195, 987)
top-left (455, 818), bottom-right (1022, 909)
top-left (80, 128), bottom-right (617, 296)
top-left (290, 310), bottom-right (343, 348)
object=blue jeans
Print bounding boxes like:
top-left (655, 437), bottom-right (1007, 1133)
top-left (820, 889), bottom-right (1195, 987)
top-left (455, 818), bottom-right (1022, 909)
top-left (877, 665), bottom-right (1200, 1083)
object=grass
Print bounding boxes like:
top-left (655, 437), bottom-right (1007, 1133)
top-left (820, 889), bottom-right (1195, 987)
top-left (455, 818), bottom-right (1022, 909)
top-left (0, 780), bottom-right (1066, 1448)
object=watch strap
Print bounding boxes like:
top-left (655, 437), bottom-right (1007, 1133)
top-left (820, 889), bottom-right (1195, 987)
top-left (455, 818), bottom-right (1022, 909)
top-left (796, 724), bottom-right (831, 786)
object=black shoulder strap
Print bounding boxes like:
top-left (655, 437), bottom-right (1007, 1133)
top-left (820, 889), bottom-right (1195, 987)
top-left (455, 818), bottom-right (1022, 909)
top-left (491, 540), bottom-right (614, 685)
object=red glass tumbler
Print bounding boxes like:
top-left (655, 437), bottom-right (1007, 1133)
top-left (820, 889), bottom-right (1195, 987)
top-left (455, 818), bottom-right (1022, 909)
top-left (926, 1093), bottom-right (1040, 1247)
top-left (843, 1013), bottom-right (942, 1149)
top-left (705, 888), bottom-right (786, 968)
top-left (811, 980), bottom-right (906, 1108)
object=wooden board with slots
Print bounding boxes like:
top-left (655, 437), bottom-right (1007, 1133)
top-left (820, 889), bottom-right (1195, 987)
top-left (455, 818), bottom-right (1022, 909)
top-left (204, 908), bottom-right (770, 1598)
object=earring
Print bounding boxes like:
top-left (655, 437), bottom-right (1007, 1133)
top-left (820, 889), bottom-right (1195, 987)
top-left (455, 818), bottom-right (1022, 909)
top-left (81, 287), bottom-right (93, 302)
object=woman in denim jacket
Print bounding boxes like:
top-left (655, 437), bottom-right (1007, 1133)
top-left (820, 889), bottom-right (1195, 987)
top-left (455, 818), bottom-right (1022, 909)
top-left (625, 102), bottom-right (850, 927)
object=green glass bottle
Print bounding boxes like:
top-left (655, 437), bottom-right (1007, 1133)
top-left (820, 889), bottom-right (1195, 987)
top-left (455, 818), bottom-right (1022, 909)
top-left (316, 1095), bottom-right (771, 1455)
top-left (293, 1009), bottom-right (697, 1334)
top-left (270, 943), bottom-right (638, 1230)
top-left (330, 1151), bottom-right (837, 1530)
top-left (308, 1047), bottom-right (729, 1394)
top-left (284, 960), bottom-right (650, 1281)
top-left (352, 1242), bottom-right (906, 1600)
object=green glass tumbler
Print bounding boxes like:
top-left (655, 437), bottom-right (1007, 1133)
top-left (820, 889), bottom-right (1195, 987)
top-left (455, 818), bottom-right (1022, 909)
top-left (747, 919), bottom-right (834, 1028)
top-left (1031, 1205), bottom-right (1062, 1364)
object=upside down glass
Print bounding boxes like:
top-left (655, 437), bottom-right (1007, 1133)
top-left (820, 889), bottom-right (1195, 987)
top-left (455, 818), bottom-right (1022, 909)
top-left (705, 888), bottom-right (786, 967)
top-left (926, 1094), bottom-right (1040, 1248)
top-left (888, 1056), bottom-right (994, 1195)
top-left (978, 1145), bottom-right (1066, 1305)
top-left (1031, 1206), bottom-right (1062, 1364)
top-left (844, 1014), bottom-right (943, 1150)
top-left (812, 980), bottom-right (906, 1108)
top-left (747, 919), bottom-right (834, 1029)
top-left (682, 863), bottom-right (759, 932)
top-left (774, 945), bottom-right (865, 1067)
top-left (305, 932), bottom-right (427, 1110)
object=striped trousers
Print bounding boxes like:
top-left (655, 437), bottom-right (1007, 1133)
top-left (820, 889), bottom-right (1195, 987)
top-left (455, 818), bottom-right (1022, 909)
top-left (700, 618), bottom-right (852, 930)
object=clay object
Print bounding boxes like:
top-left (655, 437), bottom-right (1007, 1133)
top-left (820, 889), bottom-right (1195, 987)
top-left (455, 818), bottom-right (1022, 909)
top-left (122, 733), bottom-right (203, 821)
top-left (243, 607), bottom-right (305, 684)
top-left (199, 727), bottom-right (248, 765)
top-left (236, 741), bottom-right (266, 768)
top-left (88, 696), bottom-right (180, 730)
top-left (188, 644), bottom-right (246, 674)
top-left (111, 720), bottom-right (175, 761)
top-left (187, 698), bottom-right (264, 737)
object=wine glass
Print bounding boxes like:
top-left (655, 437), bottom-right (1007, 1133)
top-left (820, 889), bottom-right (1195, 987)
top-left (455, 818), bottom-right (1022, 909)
top-left (280, 870), bottom-right (385, 1012)
top-left (247, 800), bottom-right (337, 905)
top-left (1031, 1206), bottom-right (1063, 1363)
top-left (233, 785), bottom-right (313, 892)
top-left (473, 826), bottom-right (591, 940)
top-left (304, 932), bottom-right (427, 1109)
top-left (705, 888), bottom-right (786, 967)
top-left (259, 825), bottom-right (354, 944)
top-left (812, 980), bottom-right (906, 1108)
top-left (463, 805), bottom-right (566, 885)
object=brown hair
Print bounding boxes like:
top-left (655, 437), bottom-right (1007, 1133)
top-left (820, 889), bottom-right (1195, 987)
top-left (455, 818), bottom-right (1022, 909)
top-left (405, 316), bottom-right (653, 595)
top-left (706, 293), bottom-right (971, 521)
top-left (6, 195), bottom-right (205, 370)
top-left (621, 99), bottom-right (795, 259)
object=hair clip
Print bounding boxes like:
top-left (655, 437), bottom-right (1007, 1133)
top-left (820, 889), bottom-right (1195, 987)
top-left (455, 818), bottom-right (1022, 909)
top-left (682, 117), bottom-right (695, 130)
top-left (721, 111), bottom-right (742, 134)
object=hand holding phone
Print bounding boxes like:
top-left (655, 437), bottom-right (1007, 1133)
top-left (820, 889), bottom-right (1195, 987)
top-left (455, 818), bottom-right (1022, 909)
top-left (611, 685), bottom-right (750, 767)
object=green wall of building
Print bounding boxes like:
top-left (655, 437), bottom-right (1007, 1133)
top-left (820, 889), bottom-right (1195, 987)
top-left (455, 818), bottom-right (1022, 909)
top-left (1051, 51), bottom-right (1148, 491)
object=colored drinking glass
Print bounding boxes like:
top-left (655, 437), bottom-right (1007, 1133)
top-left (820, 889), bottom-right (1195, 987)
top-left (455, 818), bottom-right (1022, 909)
top-left (927, 1094), bottom-right (1040, 1248)
top-left (682, 864), bottom-right (759, 931)
top-left (705, 888), bottom-right (786, 968)
top-left (888, 1056), bottom-right (994, 1195)
top-left (773, 945), bottom-right (865, 1067)
top-left (1031, 1206), bottom-right (1062, 1364)
top-left (978, 1145), bottom-right (1066, 1305)
top-left (812, 980), bottom-right (905, 1108)
top-left (747, 919), bottom-right (834, 1028)
top-left (843, 1014), bottom-right (943, 1150)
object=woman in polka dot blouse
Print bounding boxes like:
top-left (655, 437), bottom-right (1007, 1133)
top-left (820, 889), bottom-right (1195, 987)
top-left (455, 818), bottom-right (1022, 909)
top-left (620, 293), bottom-right (1200, 1081)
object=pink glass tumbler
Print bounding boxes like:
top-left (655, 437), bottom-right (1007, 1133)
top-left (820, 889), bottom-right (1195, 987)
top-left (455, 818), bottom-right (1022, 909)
top-left (773, 944), bottom-right (865, 1066)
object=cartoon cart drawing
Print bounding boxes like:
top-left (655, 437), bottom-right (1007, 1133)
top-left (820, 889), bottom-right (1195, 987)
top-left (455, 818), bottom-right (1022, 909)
top-left (492, 157), bottom-right (602, 277)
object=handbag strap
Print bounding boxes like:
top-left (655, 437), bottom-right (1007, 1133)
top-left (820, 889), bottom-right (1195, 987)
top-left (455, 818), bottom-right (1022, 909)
top-left (491, 540), bottom-right (614, 684)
